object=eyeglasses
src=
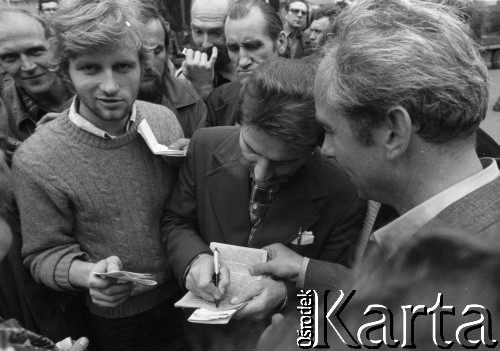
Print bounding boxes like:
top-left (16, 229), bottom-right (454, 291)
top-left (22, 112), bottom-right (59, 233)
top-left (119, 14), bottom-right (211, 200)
top-left (41, 8), bottom-right (57, 13)
top-left (289, 8), bottom-right (306, 15)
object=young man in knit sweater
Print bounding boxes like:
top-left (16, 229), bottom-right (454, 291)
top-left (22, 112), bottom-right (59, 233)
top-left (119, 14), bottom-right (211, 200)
top-left (12, 1), bottom-right (187, 350)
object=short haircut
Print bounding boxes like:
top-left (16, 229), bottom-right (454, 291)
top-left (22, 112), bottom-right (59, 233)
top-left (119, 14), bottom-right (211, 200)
top-left (0, 8), bottom-right (50, 39)
top-left (39, 0), bottom-right (59, 12)
top-left (227, 0), bottom-right (283, 42)
top-left (317, 0), bottom-right (488, 145)
top-left (285, 0), bottom-right (308, 11)
top-left (241, 58), bottom-right (322, 149)
top-left (138, 1), bottom-right (170, 52)
top-left (312, 5), bottom-right (341, 21)
top-left (50, 0), bottom-right (151, 84)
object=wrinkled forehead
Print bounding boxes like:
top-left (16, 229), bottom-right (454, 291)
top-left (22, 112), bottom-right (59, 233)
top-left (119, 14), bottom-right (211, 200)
top-left (0, 13), bottom-right (47, 40)
top-left (191, 0), bottom-right (228, 27)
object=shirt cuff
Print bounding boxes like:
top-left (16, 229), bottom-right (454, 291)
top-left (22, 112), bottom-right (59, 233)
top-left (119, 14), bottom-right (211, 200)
top-left (296, 257), bottom-right (310, 289)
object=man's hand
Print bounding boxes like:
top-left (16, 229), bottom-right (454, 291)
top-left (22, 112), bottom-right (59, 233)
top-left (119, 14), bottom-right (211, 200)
top-left (181, 47), bottom-right (218, 98)
top-left (230, 277), bottom-right (287, 320)
top-left (249, 243), bottom-right (304, 283)
top-left (168, 138), bottom-right (190, 151)
top-left (186, 254), bottom-right (230, 303)
top-left (88, 256), bottom-right (133, 308)
top-left (66, 337), bottom-right (89, 351)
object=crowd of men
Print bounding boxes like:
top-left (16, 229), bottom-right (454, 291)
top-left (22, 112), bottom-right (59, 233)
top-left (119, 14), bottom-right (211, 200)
top-left (0, 0), bottom-right (499, 350)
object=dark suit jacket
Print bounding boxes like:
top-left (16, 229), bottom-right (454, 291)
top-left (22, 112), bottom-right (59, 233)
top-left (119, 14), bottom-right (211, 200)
top-left (304, 159), bottom-right (500, 292)
top-left (204, 81), bottom-right (242, 128)
top-left (162, 127), bottom-right (366, 285)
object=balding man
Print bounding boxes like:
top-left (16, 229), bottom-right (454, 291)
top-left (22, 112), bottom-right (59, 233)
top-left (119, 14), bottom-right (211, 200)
top-left (178, 0), bottom-right (236, 99)
top-left (0, 9), bottom-right (72, 146)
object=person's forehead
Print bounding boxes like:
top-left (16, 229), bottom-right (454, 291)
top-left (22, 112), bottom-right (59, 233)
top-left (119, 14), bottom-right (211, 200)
top-left (0, 16), bottom-right (47, 50)
top-left (311, 17), bottom-right (329, 31)
top-left (289, 1), bottom-right (307, 11)
top-left (241, 126), bottom-right (305, 162)
top-left (191, 0), bottom-right (228, 28)
top-left (144, 18), bottom-right (165, 43)
top-left (71, 44), bottom-right (140, 64)
top-left (41, 1), bottom-right (58, 9)
top-left (225, 8), bottom-right (271, 41)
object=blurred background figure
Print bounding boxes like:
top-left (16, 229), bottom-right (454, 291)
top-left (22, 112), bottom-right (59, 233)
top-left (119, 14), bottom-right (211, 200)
top-left (38, 0), bottom-right (58, 22)
top-left (282, 0), bottom-right (310, 59)
top-left (308, 4), bottom-right (342, 48)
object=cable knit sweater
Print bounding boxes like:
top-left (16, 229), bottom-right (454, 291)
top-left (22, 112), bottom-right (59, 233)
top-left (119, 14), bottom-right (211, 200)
top-left (12, 101), bottom-right (183, 319)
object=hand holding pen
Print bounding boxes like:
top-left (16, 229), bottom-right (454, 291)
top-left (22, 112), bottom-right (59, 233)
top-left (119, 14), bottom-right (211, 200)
top-left (214, 248), bottom-right (220, 308)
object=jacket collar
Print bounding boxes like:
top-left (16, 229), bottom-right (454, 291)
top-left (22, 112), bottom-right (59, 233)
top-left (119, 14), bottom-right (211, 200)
top-left (207, 128), bottom-right (329, 247)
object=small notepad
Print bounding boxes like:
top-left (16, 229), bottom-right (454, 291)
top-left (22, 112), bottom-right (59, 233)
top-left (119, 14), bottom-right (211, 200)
top-left (138, 120), bottom-right (187, 157)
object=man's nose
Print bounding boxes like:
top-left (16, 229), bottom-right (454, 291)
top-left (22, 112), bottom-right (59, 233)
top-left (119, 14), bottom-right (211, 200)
top-left (99, 70), bottom-right (119, 95)
top-left (253, 159), bottom-right (273, 184)
top-left (20, 54), bottom-right (36, 72)
top-left (238, 50), bottom-right (252, 69)
top-left (201, 34), bottom-right (213, 50)
top-left (320, 137), bottom-right (335, 158)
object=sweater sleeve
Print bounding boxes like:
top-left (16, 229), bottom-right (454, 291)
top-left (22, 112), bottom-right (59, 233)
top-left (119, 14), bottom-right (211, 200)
top-left (13, 156), bottom-right (88, 292)
top-left (161, 130), bottom-right (212, 287)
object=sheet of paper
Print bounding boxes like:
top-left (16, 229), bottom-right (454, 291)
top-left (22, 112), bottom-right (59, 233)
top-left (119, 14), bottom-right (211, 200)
top-left (92, 270), bottom-right (157, 286)
top-left (137, 119), bottom-right (186, 157)
top-left (175, 242), bottom-right (268, 323)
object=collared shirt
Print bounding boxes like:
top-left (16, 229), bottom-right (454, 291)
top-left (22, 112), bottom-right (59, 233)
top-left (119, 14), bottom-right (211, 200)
top-left (68, 98), bottom-right (136, 139)
top-left (284, 29), bottom-right (310, 59)
top-left (372, 158), bottom-right (499, 256)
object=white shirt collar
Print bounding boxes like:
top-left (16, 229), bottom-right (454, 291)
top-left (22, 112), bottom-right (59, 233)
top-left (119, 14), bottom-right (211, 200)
top-left (68, 98), bottom-right (137, 139)
top-left (372, 158), bottom-right (499, 256)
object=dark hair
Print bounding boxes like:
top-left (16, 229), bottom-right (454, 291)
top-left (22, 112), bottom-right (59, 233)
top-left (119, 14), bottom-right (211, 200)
top-left (39, 0), bottom-right (59, 12)
top-left (285, 0), bottom-right (308, 11)
top-left (139, 1), bottom-right (170, 52)
top-left (241, 58), bottom-right (322, 149)
top-left (228, 0), bottom-right (283, 42)
top-left (313, 4), bottom-right (341, 21)
top-left (0, 8), bottom-right (50, 39)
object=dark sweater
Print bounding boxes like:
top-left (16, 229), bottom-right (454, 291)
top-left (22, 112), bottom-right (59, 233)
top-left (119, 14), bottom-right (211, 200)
top-left (13, 101), bottom-right (183, 318)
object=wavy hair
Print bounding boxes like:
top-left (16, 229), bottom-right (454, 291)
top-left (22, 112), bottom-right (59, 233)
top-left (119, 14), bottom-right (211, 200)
top-left (50, 0), bottom-right (151, 87)
top-left (241, 58), bottom-right (322, 149)
top-left (317, 0), bottom-right (488, 145)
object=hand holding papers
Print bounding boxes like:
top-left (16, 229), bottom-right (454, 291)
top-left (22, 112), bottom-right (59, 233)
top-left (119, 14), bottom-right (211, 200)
top-left (137, 120), bottom-right (187, 157)
top-left (175, 243), bottom-right (268, 324)
top-left (92, 270), bottom-right (157, 286)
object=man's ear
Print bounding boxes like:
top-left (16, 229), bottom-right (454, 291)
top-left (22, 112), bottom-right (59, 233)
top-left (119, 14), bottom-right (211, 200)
top-left (380, 106), bottom-right (413, 161)
top-left (277, 31), bottom-right (287, 56)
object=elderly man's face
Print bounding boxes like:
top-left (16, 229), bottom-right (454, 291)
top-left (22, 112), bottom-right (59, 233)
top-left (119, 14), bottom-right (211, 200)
top-left (239, 125), bottom-right (311, 188)
top-left (0, 15), bottom-right (57, 98)
top-left (225, 8), bottom-right (284, 83)
top-left (309, 16), bottom-right (330, 46)
top-left (191, 0), bottom-right (227, 52)
top-left (140, 18), bottom-right (167, 97)
top-left (314, 71), bottom-right (384, 200)
top-left (285, 1), bottom-right (308, 30)
top-left (68, 44), bottom-right (141, 131)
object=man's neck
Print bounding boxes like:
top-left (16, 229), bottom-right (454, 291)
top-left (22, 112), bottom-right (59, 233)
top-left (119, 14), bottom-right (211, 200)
top-left (284, 23), bottom-right (300, 37)
top-left (28, 79), bottom-right (72, 113)
top-left (387, 140), bottom-right (484, 215)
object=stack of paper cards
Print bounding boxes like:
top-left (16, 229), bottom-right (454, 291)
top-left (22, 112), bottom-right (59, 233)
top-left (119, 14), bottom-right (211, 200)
top-left (138, 119), bottom-right (187, 157)
top-left (188, 307), bottom-right (240, 324)
top-left (92, 271), bottom-right (157, 286)
top-left (175, 243), bottom-right (268, 324)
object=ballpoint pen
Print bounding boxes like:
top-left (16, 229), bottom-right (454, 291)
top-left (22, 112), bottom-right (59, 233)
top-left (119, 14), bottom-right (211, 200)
top-left (214, 248), bottom-right (220, 308)
top-left (298, 227), bottom-right (302, 246)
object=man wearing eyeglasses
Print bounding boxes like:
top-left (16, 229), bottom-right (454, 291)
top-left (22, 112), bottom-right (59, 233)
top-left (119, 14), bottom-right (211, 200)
top-left (38, 0), bottom-right (59, 22)
top-left (283, 0), bottom-right (311, 59)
